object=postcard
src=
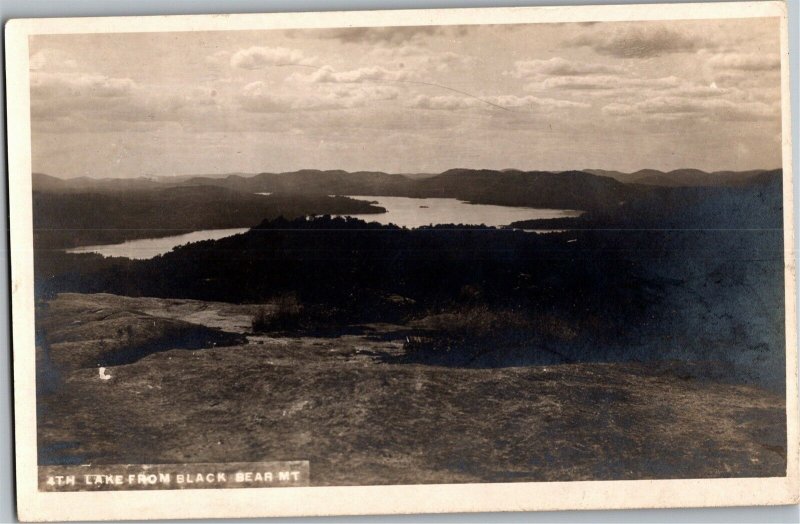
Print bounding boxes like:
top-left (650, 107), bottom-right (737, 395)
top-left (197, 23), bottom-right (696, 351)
top-left (6, 1), bottom-right (797, 520)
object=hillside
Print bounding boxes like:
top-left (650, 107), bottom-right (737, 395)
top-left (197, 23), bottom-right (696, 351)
top-left (37, 293), bottom-right (787, 483)
top-left (32, 168), bottom-right (646, 253)
top-left (511, 169), bottom-right (783, 231)
top-left (584, 167), bottom-right (772, 187)
top-left (33, 187), bottom-right (385, 249)
top-left (177, 168), bottom-right (637, 211)
top-left (182, 169), bottom-right (414, 196)
top-left (32, 172), bottom-right (172, 192)
top-left (32, 166), bottom-right (788, 485)
top-left (36, 167), bottom-right (777, 201)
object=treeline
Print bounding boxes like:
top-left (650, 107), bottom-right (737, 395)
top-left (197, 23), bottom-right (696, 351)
top-left (33, 187), bottom-right (384, 249)
top-left (33, 216), bottom-right (746, 334)
top-left (36, 213), bottom-right (786, 373)
top-left (511, 169), bottom-right (783, 231)
top-left (34, 168), bottom-right (780, 253)
top-left (181, 168), bottom-right (640, 212)
top-left (31, 171), bottom-right (787, 385)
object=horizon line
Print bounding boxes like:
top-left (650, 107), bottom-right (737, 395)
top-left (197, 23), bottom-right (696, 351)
top-left (33, 166), bottom-right (784, 181)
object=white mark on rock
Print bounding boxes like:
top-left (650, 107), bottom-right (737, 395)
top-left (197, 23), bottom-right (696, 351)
top-left (99, 367), bottom-right (112, 381)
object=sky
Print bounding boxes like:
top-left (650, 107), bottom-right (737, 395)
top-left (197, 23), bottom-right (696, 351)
top-left (29, 17), bottom-right (783, 178)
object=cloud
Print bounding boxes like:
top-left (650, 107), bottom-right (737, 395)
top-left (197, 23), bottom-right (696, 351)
top-left (422, 52), bottom-right (477, 72)
top-left (367, 46), bottom-right (477, 74)
top-left (239, 80), bottom-right (399, 113)
top-left (508, 58), bottom-right (622, 78)
top-left (239, 81), bottom-right (317, 112)
top-left (30, 71), bottom-right (221, 130)
top-left (31, 72), bottom-right (137, 101)
top-left (289, 51), bottom-right (475, 85)
top-left (710, 69), bottom-right (781, 91)
top-left (530, 74), bottom-right (681, 91)
top-left (230, 46), bottom-right (314, 69)
top-left (488, 95), bottom-right (590, 110)
top-left (723, 84), bottom-right (781, 105)
top-left (307, 26), bottom-right (440, 45)
top-left (602, 96), bottom-right (776, 122)
top-left (206, 50), bottom-right (230, 65)
top-left (708, 52), bottom-right (780, 71)
top-left (408, 94), bottom-right (480, 110)
top-left (408, 94), bottom-right (589, 111)
top-left (30, 49), bottom-right (79, 72)
top-left (292, 65), bottom-right (410, 84)
top-left (338, 84), bottom-right (401, 106)
top-left (570, 26), bottom-right (703, 58)
top-left (665, 84), bottom-right (730, 98)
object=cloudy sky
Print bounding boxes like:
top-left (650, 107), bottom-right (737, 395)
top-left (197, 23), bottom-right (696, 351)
top-left (30, 17), bottom-right (782, 178)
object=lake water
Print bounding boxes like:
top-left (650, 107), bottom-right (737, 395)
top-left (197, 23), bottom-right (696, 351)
top-left (65, 196), bottom-right (579, 260)
top-left (65, 228), bottom-right (250, 260)
top-left (337, 195), bottom-right (581, 228)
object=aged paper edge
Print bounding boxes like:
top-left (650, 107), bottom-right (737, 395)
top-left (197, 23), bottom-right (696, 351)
top-left (6, 1), bottom-right (797, 521)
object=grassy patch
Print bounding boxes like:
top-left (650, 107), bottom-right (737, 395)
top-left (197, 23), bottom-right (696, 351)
top-left (252, 293), bottom-right (302, 332)
top-left (404, 305), bottom-right (578, 365)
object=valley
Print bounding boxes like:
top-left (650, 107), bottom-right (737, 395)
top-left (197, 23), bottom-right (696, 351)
top-left (32, 166), bottom-right (788, 484)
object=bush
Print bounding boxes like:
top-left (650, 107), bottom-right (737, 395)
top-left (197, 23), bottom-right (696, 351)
top-left (252, 293), bottom-right (302, 332)
top-left (418, 305), bottom-right (529, 340)
top-left (251, 307), bottom-right (271, 332)
top-left (405, 305), bottom-right (578, 364)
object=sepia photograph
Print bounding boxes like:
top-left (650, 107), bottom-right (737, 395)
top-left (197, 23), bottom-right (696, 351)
top-left (6, 1), bottom-right (797, 520)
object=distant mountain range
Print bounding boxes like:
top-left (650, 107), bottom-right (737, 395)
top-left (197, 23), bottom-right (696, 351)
top-left (33, 173), bottom-right (169, 192)
top-left (35, 166), bottom-right (778, 195)
top-left (33, 169), bottom-right (636, 212)
top-left (32, 167), bottom-right (780, 218)
top-left (582, 168), bottom-right (775, 187)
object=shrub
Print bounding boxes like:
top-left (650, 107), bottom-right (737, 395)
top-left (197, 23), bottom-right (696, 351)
top-left (251, 307), bottom-right (271, 332)
top-left (405, 305), bottom-right (577, 363)
top-left (252, 293), bottom-right (302, 332)
top-left (419, 305), bottom-right (529, 341)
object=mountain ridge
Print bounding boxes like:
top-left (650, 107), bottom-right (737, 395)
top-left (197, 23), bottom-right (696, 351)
top-left (35, 166), bottom-right (779, 192)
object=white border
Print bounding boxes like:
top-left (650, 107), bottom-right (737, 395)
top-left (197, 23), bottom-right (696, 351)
top-left (6, 2), bottom-right (797, 520)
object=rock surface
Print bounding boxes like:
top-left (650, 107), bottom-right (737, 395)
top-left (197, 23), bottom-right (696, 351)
top-left (37, 293), bottom-right (787, 485)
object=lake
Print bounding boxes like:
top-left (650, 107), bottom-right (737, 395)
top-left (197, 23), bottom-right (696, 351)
top-left (337, 195), bottom-right (581, 228)
top-left (65, 228), bottom-right (250, 260)
top-left (65, 196), bottom-right (579, 260)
